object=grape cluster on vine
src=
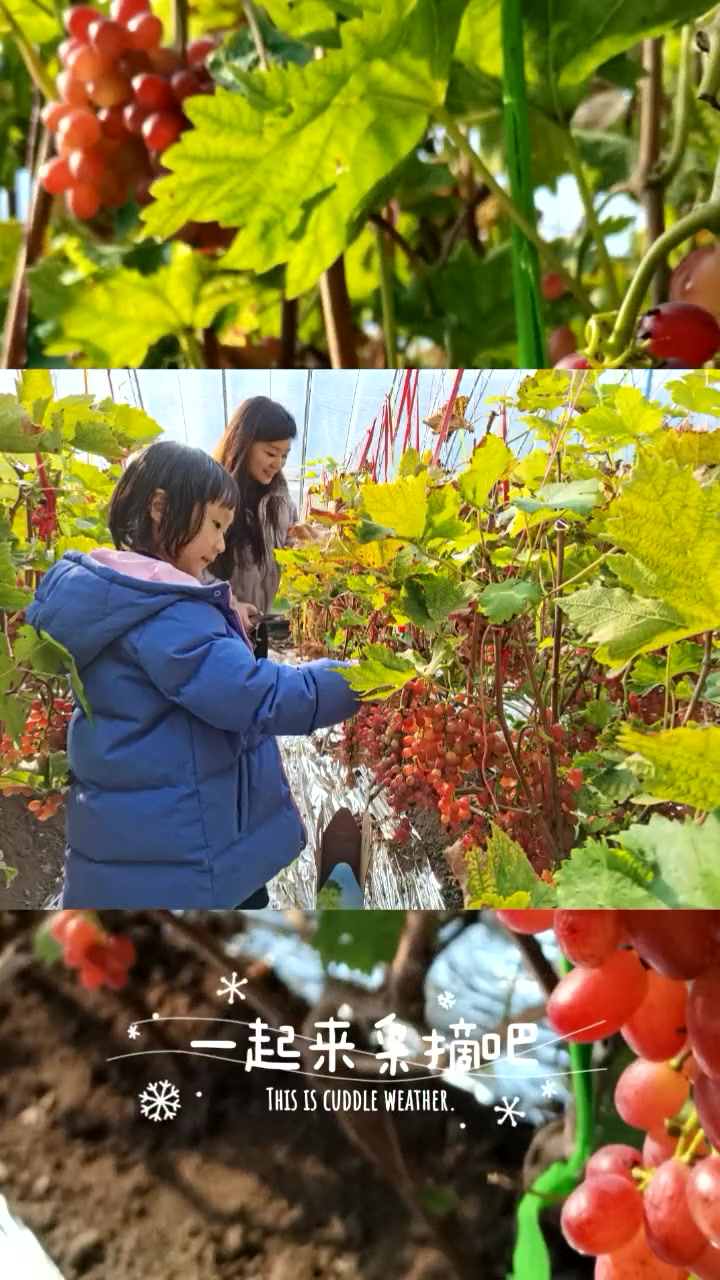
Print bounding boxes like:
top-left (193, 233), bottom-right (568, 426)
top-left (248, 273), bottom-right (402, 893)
top-left (339, 680), bottom-right (597, 870)
top-left (40, 2), bottom-right (218, 219)
top-left (0, 695), bottom-right (71, 819)
top-left (498, 909), bottom-right (720, 1279)
top-left (50, 910), bottom-right (136, 990)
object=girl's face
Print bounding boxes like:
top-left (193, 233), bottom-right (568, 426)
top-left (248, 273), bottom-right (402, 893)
top-left (247, 437), bottom-right (292, 486)
top-left (150, 491), bottom-right (235, 580)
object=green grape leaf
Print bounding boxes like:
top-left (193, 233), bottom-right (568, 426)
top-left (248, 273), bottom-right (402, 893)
top-left (477, 579), bottom-right (541, 623)
top-left (425, 483), bottom-right (468, 540)
top-left (620, 813), bottom-right (720, 908)
top-left (311, 909), bottom-right (407, 973)
top-left (0, 692), bottom-right (29, 744)
top-left (331, 644), bottom-right (416, 699)
top-left (577, 386), bottom-right (664, 446)
top-left (401, 573), bottom-right (475, 630)
top-left (141, 0), bottom-right (470, 297)
top-left (13, 626), bottom-right (93, 721)
top-left (0, 220), bottom-right (22, 290)
top-left (0, 394), bottom-right (57, 453)
top-left (617, 724), bottom-right (720, 812)
top-left (664, 375), bottom-right (720, 419)
top-left (456, 434), bottom-right (513, 509)
top-left (45, 245), bottom-right (243, 367)
top-left (361, 472), bottom-right (428, 540)
top-left (629, 643), bottom-right (706, 694)
top-left (560, 582), bottom-right (688, 666)
top-left (553, 840), bottom-right (660, 908)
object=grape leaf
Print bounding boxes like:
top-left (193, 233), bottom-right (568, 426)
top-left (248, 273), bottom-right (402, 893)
top-left (0, 693), bottom-right (28, 744)
top-left (477, 579), bottom-right (541, 623)
top-left (629, 643), bottom-right (706, 694)
top-left (141, 0), bottom-right (470, 296)
top-left (0, 394), bottom-right (57, 453)
top-left (44, 245), bottom-right (243, 367)
top-left (576, 386), bottom-right (664, 446)
top-left (456, 434), bottom-right (513, 509)
top-left (465, 824), bottom-right (556, 908)
top-left (620, 813), bottom-right (720, 909)
top-left (311, 909), bottom-right (407, 973)
top-left (0, 220), bottom-right (22, 290)
top-left (401, 573), bottom-right (474, 630)
top-left (331, 643), bottom-right (416, 699)
top-left (560, 582), bottom-right (688, 666)
top-left (617, 724), bottom-right (720, 812)
top-left (425, 483), bottom-right (468, 540)
top-left (664, 375), bottom-right (720, 419)
top-left (14, 626), bottom-right (93, 720)
top-left (553, 840), bottom-right (659, 908)
top-left (361, 472), bottom-right (428, 539)
top-left (16, 370), bottom-right (54, 425)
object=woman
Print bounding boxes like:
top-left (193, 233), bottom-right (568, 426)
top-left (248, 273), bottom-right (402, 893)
top-left (213, 396), bottom-right (299, 660)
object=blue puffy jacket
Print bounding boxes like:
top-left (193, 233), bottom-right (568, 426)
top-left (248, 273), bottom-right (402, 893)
top-left (25, 549), bottom-right (360, 908)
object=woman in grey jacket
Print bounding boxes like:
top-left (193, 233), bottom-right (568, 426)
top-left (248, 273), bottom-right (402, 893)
top-left (213, 396), bottom-right (299, 659)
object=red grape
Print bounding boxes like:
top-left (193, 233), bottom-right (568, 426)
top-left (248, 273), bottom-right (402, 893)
top-left (547, 949), bottom-right (649, 1043)
top-left (141, 110), bottom-right (183, 152)
top-left (67, 182), bottom-right (101, 219)
top-left (554, 909), bottom-right (622, 968)
top-left (638, 300), bottom-right (720, 365)
top-left (39, 156), bottom-right (73, 195)
top-left (614, 1060), bottom-right (689, 1132)
top-left (561, 1173), bottom-right (643, 1255)
top-left (687, 965), bottom-right (720, 1078)
top-left (687, 1154), bottom-right (720, 1247)
top-left (585, 1144), bottom-right (643, 1184)
top-left (620, 912), bottom-right (719, 981)
top-left (621, 971), bottom-right (688, 1062)
top-left (63, 5), bottom-right (102, 40)
top-left (642, 1158), bottom-right (707, 1266)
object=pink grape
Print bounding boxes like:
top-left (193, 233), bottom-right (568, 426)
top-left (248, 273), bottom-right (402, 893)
top-left (560, 1173), bottom-right (643, 1255)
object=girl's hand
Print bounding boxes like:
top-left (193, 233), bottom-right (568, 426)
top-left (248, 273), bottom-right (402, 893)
top-left (232, 598), bottom-right (261, 631)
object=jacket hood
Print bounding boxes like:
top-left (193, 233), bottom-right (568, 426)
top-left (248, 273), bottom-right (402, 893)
top-left (25, 550), bottom-right (240, 670)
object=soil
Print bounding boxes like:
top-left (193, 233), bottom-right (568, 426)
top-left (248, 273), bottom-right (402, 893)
top-left (0, 793), bottom-right (64, 908)
top-left (0, 912), bottom-right (590, 1280)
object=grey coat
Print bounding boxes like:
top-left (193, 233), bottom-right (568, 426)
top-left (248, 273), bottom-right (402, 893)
top-left (228, 485), bottom-right (298, 616)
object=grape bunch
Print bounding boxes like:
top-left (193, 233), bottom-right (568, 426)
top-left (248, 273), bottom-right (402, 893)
top-left (0, 694), bottom-right (72, 819)
top-left (39, 1), bottom-right (218, 219)
top-left (339, 683), bottom-right (595, 869)
top-left (497, 909), bottom-right (720, 1279)
top-left (50, 910), bottom-right (136, 990)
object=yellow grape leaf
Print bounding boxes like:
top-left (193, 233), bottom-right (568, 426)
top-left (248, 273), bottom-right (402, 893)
top-left (456, 434), bottom-right (513, 509)
top-left (352, 538), bottom-right (405, 569)
top-left (651, 425), bottom-right (720, 469)
top-left (579, 385), bottom-right (664, 446)
top-left (617, 724), bottom-right (720, 812)
top-left (602, 452), bottom-right (720, 627)
top-left (361, 472), bottom-right (428, 539)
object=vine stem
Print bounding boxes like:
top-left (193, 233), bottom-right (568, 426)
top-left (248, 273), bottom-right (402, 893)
top-left (682, 630), bottom-right (715, 724)
top-left (650, 25), bottom-right (692, 188)
top-left (171, 0), bottom-right (188, 58)
top-left (493, 630), bottom-right (560, 860)
top-left (179, 329), bottom-right (206, 368)
top-left (605, 195), bottom-right (720, 356)
top-left (564, 132), bottom-right (621, 308)
top-left (373, 219), bottom-right (398, 367)
top-left (435, 107), bottom-right (594, 316)
top-left (1, 130), bottom-right (53, 369)
top-left (549, 526), bottom-right (565, 726)
top-left (319, 256), bottom-right (358, 367)
top-left (637, 38), bottom-right (669, 306)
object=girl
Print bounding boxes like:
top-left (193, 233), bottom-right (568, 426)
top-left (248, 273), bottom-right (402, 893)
top-left (212, 396), bottom-right (299, 658)
top-left (25, 441), bottom-right (360, 910)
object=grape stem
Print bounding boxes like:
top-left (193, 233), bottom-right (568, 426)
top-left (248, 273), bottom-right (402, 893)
top-left (681, 629), bottom-right (714, 725)
top-left (374, 218), bottom-right (398, 368)
top-left (649, 25), bottom-right (692, 188)
top-left (697, 14), bottom-right (720, 110)
top-left (434, 108), bottom-right (595, 316)
top-left (0, 1), bottom-right (55, 99)
top-left (604, 197), bottom-right (720, 357)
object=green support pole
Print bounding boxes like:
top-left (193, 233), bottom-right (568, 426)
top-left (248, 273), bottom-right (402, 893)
top-left (500, 0), bottom-right (548, 368)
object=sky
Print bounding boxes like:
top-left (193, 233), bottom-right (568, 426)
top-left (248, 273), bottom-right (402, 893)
top-left (0, 366), bottom-right (684, 506)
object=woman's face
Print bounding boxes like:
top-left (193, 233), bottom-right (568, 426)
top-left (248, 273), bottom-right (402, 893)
top-left (247, 437), bottom-right (292, 485)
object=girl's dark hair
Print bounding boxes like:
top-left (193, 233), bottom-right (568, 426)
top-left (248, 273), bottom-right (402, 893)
top-left (108, 440), bottom-right (238, 560)
top-left (213, 396), bottom-right (297, 575)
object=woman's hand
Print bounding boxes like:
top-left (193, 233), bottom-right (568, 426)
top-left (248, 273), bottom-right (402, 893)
top-left (232, 598), bottom-right (261, 631)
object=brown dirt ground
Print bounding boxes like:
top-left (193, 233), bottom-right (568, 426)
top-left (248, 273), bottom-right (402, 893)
top-left (0, 913), bottom-right (589, 1280)
top-left (0, 793), bottom-right (64, 908)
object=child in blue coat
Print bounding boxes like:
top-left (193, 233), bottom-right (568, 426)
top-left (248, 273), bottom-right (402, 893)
top-left (25, 441), bottom-right (360, 909)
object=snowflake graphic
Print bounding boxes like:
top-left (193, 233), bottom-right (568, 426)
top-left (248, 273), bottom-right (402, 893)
top-left (217, 972), bottom-right (248, 1005)
top-left (437, 990), bottom-right (456, 1011)
top-left (542, 1079), bottom-right (558, 1100)
top-left (139, 1080), bottom-right (181, 1122)
top-left (128, 1023), bottom-right (140, 1040)
top-left (494, 1096), bottom-right (525, 1128)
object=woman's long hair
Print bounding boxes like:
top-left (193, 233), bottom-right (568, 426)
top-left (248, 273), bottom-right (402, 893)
top-left (213, 396), bottom-right (297, 577)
